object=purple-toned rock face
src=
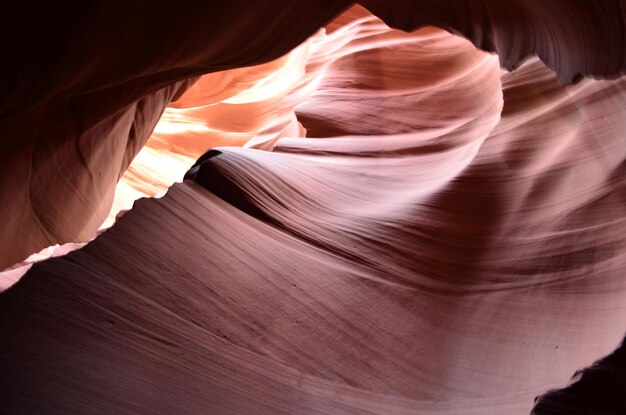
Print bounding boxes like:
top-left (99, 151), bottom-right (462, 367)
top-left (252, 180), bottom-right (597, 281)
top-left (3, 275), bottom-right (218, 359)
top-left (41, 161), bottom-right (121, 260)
top-left (1, 2), bottom-right (625, 414)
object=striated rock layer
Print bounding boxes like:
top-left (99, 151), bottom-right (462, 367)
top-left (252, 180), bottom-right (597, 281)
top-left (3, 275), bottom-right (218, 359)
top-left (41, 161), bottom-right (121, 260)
top-left (1, 0), bottom-right (625, 269)
top-left (1, 2), bottom-right (626, 414)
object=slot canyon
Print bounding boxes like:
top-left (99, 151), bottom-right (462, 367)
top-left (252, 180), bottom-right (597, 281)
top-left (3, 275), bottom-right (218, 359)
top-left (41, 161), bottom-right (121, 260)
top-left (1, 1), bottom-right (625, 414)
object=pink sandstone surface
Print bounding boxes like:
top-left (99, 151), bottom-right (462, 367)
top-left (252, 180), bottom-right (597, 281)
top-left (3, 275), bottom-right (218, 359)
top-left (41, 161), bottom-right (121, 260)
top-left (1, 2), bottom-right (625, 414)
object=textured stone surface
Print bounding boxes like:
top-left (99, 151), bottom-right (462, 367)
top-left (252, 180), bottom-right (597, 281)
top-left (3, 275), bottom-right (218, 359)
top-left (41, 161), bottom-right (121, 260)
top-left (1, 3), bottom-right (625, 414)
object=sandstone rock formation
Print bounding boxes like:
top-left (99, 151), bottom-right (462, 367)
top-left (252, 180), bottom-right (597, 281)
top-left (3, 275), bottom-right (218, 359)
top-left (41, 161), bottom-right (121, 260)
top-left (1, 2), bottom-right (625, 414)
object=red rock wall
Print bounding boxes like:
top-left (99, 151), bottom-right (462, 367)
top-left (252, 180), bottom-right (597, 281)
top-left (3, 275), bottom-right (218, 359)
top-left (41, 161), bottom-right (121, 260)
top-left (1, 2), bottom-right (625, 414)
